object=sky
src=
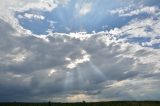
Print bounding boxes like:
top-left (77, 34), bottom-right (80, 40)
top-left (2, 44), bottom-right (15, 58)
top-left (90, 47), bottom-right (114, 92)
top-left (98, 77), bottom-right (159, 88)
top-left (0, 0), bottom-right (160, 102)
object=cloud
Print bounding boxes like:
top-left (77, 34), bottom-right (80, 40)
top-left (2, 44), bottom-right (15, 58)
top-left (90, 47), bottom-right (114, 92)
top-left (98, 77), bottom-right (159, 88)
top-left (75, 2), bottom-right (92, 16)
top-left (66, 50), bottom-right (91, 69)
top-left (66, 94), bottom-right (93, 102)
top-left (18, 13), bottom-right (45, 20)
top-left (109, 6), bottom-right (159, 17)
top-left (0, 0), bottom-right (160, 102)
top-left (0, 17), bottom-right (160, 102)
top-left (48, 69), bottom-right (57, 77)
top-left (108, 14), bottom-right (160, 48)
top-left (0, 0), bottom-right (69, 35)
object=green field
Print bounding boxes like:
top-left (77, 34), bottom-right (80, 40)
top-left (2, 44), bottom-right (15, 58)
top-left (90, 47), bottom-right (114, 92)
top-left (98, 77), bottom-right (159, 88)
top-left (0, 101), bottom-right (160, 106)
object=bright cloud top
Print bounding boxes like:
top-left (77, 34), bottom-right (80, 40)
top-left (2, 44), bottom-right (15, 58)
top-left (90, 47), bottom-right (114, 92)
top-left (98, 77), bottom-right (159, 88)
top-left (18, 13), bottom-right (45, 20)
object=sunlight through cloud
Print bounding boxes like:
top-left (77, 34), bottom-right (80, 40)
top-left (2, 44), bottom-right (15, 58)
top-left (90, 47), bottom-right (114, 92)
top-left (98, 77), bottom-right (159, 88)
top-left (75, 2), bottom-right (92, 16)
top-left (66, 50), bottom-right (91, 69)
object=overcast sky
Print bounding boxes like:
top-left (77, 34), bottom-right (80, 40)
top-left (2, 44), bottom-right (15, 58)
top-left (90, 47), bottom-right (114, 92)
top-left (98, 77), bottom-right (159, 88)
top-left (0, 0), bottom-right (160, 102)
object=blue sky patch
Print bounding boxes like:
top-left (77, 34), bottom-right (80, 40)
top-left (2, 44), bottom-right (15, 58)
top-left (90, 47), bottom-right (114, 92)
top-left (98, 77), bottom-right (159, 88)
top-left (16, 0), bottom-right (148, 34)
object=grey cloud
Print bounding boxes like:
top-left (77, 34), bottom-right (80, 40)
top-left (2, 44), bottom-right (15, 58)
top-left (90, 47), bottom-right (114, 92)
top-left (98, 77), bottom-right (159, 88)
top-left (0, 18), bottom-right (160, 102)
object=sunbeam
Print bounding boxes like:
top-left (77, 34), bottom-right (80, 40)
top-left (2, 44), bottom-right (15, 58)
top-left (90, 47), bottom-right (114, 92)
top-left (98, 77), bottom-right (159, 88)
top-left (63, 71), bottom-right (74, 93)
top-left (0, 0), bottom-right (160, 102)
top-left (89, 61), bottom-right (106, 81)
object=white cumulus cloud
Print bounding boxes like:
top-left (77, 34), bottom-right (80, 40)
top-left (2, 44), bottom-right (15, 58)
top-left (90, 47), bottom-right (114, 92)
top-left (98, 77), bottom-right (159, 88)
top-left (110, 6), bottom-right (159, 17)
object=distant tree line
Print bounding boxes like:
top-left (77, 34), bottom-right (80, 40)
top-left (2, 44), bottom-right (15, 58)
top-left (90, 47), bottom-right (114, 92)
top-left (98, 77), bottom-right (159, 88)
top-left (0, 101), bottom-right (160, 106)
